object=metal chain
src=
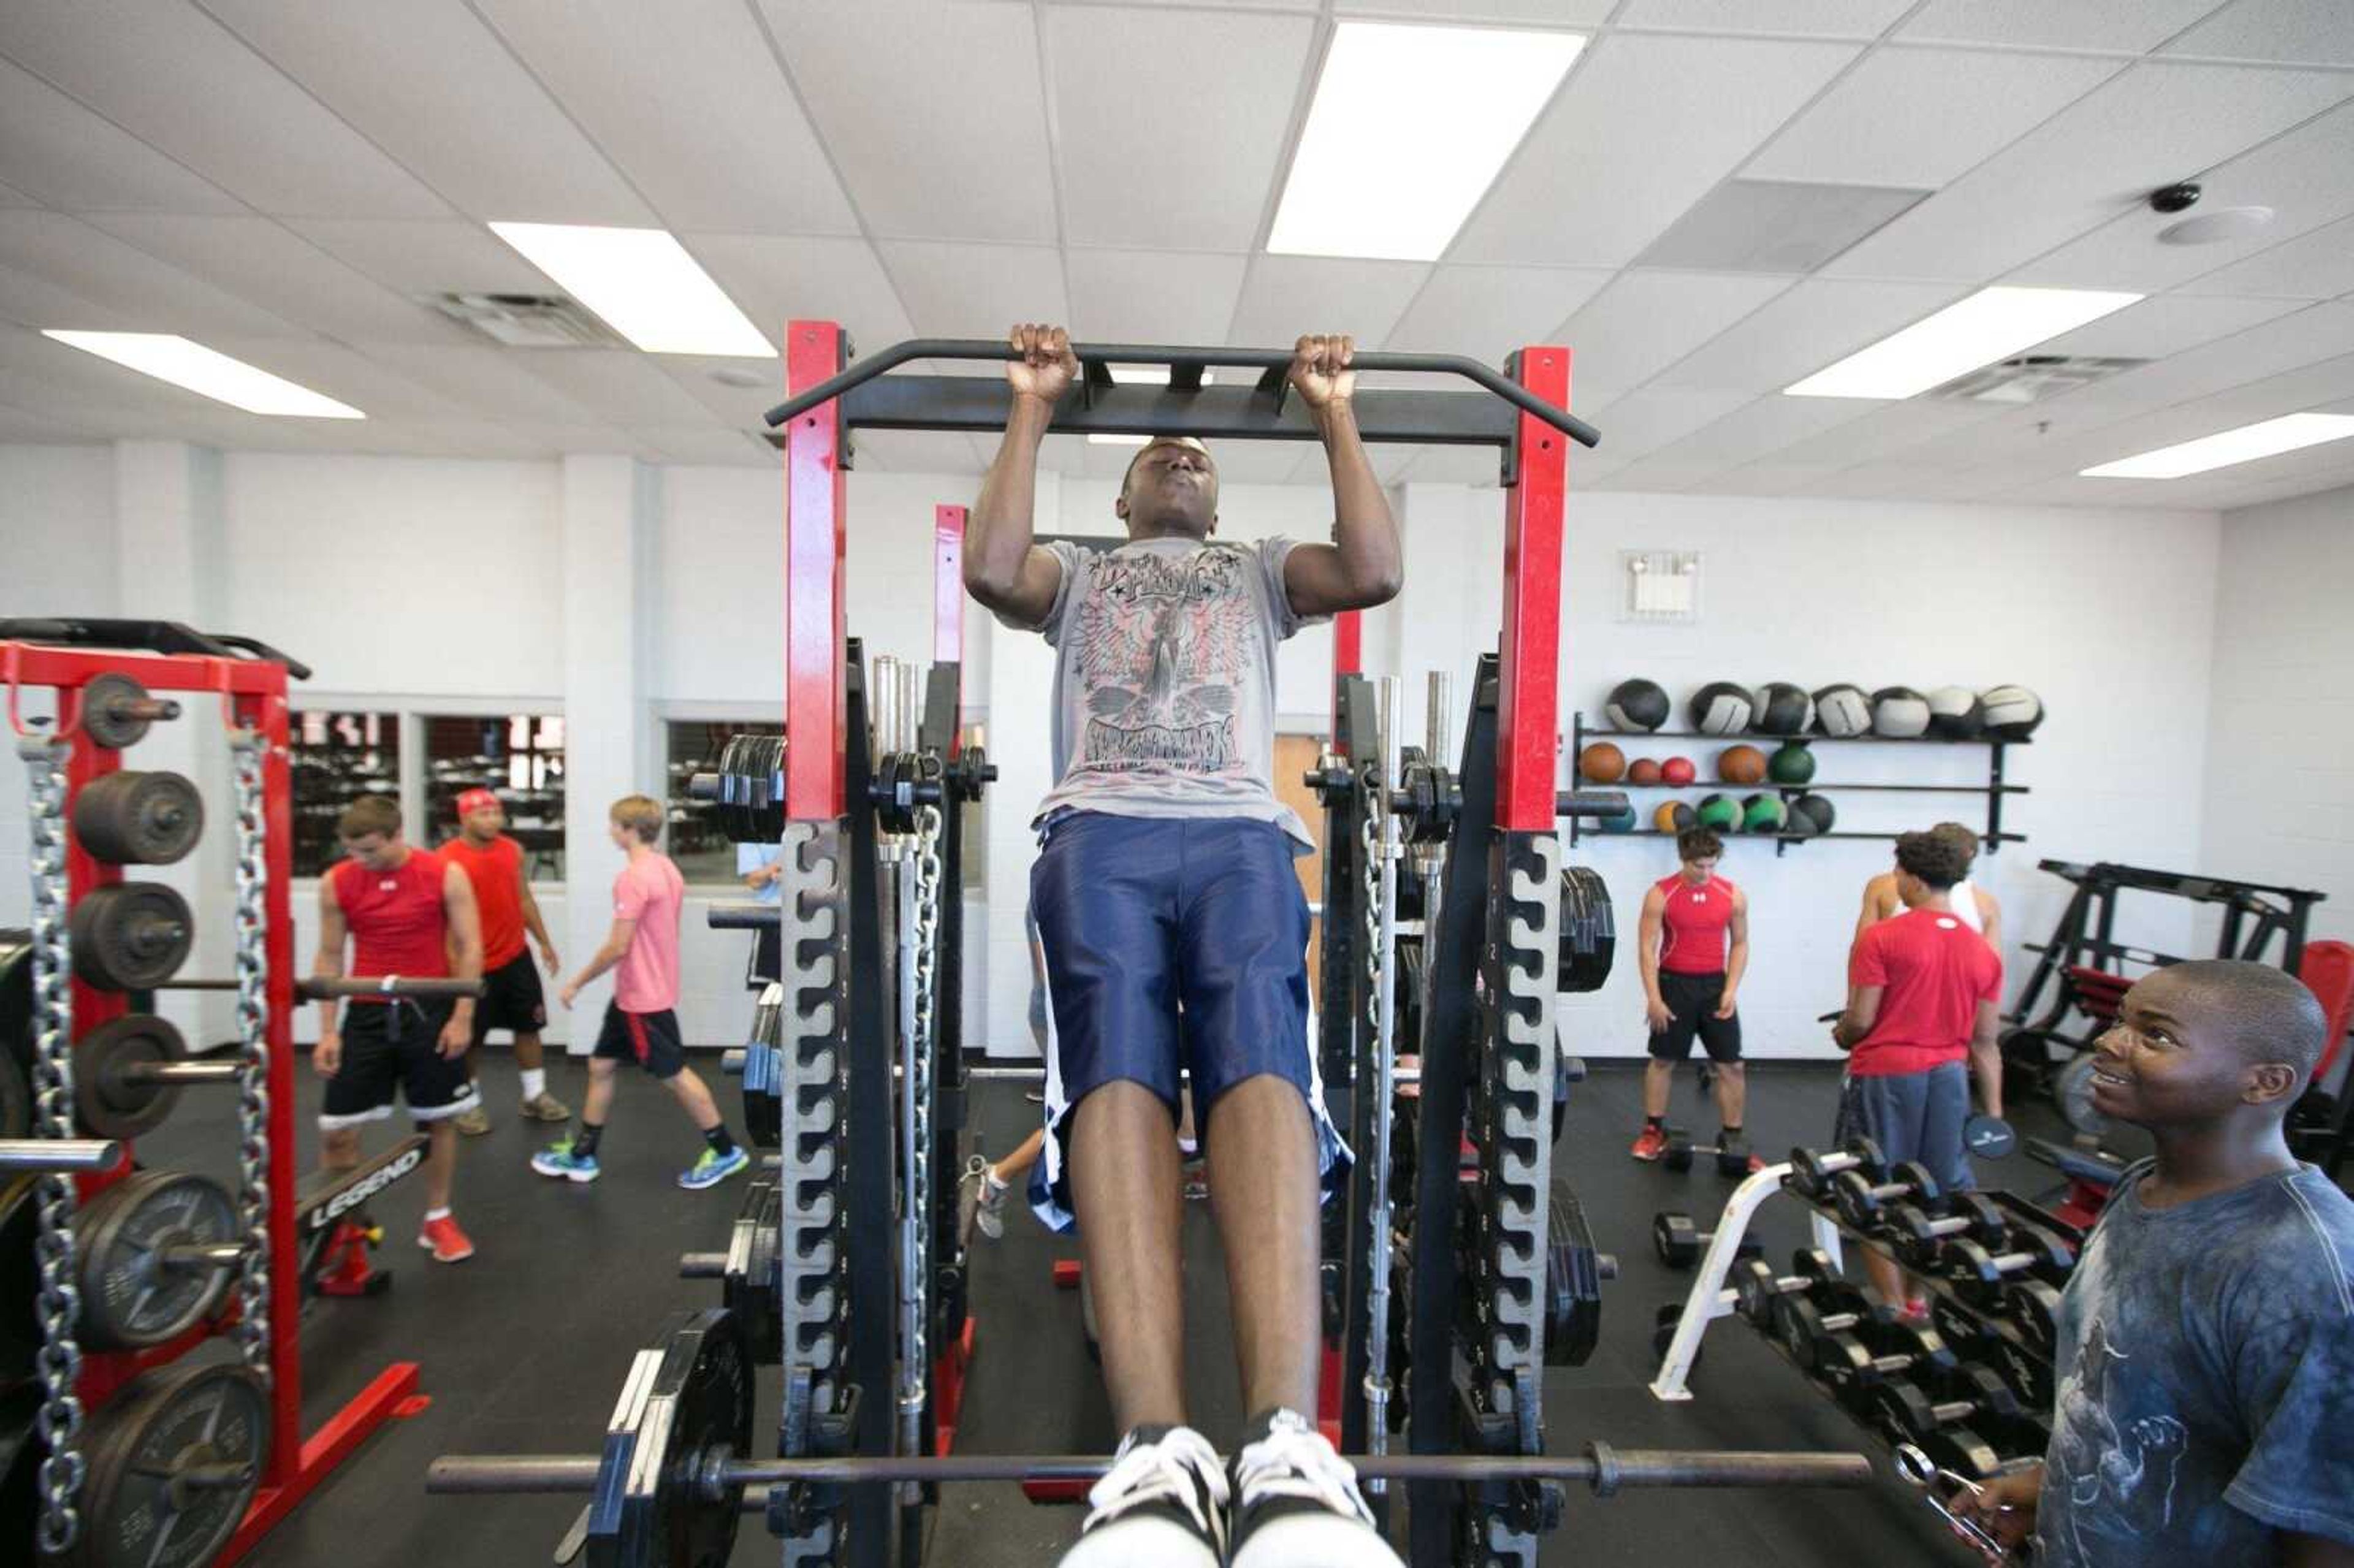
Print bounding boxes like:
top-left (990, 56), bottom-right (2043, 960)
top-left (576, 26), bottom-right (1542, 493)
top-left (897, 800), bottom-right (945, 1498)
top-left (230, 729), bottom-right (273, 1379)
top-left (20, 736), bottom-right (85, 1555)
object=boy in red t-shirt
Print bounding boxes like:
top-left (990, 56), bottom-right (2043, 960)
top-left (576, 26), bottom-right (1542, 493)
top-left (532, 794), bottom-right (746, 1190)
top-left (438, 788), bottom-right (567, 1131)
top-left (1832, 828), bottom-right (2004, 1314)
top-left (1632, 828), bottom-right (1752, 1162)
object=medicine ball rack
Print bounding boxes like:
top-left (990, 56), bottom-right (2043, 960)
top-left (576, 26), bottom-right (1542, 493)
top-left (1, 620), bottom-right (448, 1568)
top-left (1566, 712), bottom-right (2030, 858)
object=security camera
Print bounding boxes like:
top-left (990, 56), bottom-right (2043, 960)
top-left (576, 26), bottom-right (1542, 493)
top-left (2149, 183), bottom-right (2202, 215)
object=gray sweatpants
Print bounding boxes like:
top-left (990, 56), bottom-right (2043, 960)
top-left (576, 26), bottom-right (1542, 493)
top-left (1832, 1060), bottom-right (1975, 1194)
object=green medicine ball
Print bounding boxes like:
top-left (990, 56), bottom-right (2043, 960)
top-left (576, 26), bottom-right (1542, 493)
top-left (1696, 793), bottom-right (1742, 832)
top-left (1741, 793), bottom-right (1789, 834)
top-left (1767, 740), bottom-right (1815, 786)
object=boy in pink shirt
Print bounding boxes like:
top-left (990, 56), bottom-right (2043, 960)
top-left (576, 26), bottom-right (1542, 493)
top-left (531, 794), bottom-right (747, 1190)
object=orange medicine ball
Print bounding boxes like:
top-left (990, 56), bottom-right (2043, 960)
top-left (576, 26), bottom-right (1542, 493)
top-left (1579, 742), bottom-right (1627, 782)
top-left (1628, 757), bottom-right (1664, 786)
top-left (1717, 745), bottom-right (1768, 785)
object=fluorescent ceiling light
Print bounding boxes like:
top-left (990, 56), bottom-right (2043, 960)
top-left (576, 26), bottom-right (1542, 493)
top-left (1086, 433), bottom-right (1152, 446)
top-left (1108, 365), bottom-right (1213, 386)
top-left (43, 331), bottom-right (364, 417)
top-left (488, 223), bottom-right (772, 356)
top-left (2080, 412), bottom-right (2354, 479)
top-left (1784, 286), bottom-right (2143, 400)
top-left (1268, 21), bottom-right (1584, 262)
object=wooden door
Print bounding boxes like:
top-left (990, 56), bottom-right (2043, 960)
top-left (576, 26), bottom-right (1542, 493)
top-left (1274, 733), bottom-right (1328, 994)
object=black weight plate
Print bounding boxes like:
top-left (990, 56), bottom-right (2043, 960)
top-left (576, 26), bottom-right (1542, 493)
top-left (75, 1169), bottom-right (240, 1350)
top-left (74, 1013), bottom-right (189, 1140)
top-left (68, 1361), bottom-right (267, 1568)
top-left (1, 929), bottom-right (29, 1075)
top-left (0, 1176), bottom-right (37, 1385)
top-left (721, 1182), bottom-right (780, 1366)
top-left (1543, 1177), bottom-right (1603, 1367)
top-left (589, 1308), bottom-right (752, 1568)
top-left (1556, 865), bottom-right (1615, 994)
top-left (78, 673), bottom-right (157, 752)
top-left (0, 1382), bottom-right (41, 1549)
top-left (72, 771), bottom-right (205, 867)
top-left (741, 989), bottom-right (784, 1150)
top-left (69, 883), bottom-right (194, 992)
top-left (0, 1043), bottom-right (26, 1140)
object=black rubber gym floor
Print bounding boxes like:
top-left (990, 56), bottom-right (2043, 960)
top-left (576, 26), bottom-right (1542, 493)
top-left (124, 1055), bottom-right (2036, 1567)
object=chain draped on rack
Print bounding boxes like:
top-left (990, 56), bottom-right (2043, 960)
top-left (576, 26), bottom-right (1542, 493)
top-left (230, 729), bottom-right (273, 1377)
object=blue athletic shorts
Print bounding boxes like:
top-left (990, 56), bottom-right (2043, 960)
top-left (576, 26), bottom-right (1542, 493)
top-left (1026, 812), bottom-right (1349, 1233)
top-left (1833, 1061), bottom-right (1975, 1195)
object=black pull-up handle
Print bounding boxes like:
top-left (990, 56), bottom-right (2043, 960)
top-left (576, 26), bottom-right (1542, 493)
top-left (764, 337), bottom-right (1599, 449)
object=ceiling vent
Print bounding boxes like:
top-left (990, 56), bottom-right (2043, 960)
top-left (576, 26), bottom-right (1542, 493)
top-left (428, 292), bottom-right (623, 348)
top-left (1928, 354), bottom-right (2149, 405)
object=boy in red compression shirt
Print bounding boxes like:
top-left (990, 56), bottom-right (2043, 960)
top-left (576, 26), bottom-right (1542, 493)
top-left (1632, 828), bottom-right (1752, 1162)
top-left (438, 788), bottom-right (567, 1130)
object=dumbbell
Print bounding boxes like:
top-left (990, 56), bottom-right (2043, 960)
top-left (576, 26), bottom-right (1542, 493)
top-left (1661, 1126), bottom-right (1754, 1177)
top-left (1651, 1301), bottom-right (1703, 1372)
top-left (1783, 1138), bottom-right (1886, 1201)
top-left (1651, 1210), bottom-right (1764, 1270)
top-left (2002, 1278), bottom-right (2065, 1357)
top-left (1731, 1249), bottom-right (1837, 1328)
top-left (1829, 1162), bottom-right (1940, 1231)
top-left (1813, 1319), bottom-right (1959, 1396)
top-left (1938, 1225), bottom-right (2074, 1306)
top-left (1886, 1192), bottom-right (2007, 1269)
top-left (1910, 1425), bottom-right (2005, 1484)
top-left (1869, 1363), bottom-right (2025, 1446)
top-left (1772, 1282), bottom-right (1886, 1370)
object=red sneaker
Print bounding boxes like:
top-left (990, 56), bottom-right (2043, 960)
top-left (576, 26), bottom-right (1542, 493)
top-left (1746, 1154), bottom-right (1767, 1175)
top-left (417, 1213), bottom-right (476, 1263)
top-left (1630, 1125), bottom-right (1668, 1162)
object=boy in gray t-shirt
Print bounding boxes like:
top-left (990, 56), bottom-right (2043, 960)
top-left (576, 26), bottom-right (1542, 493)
top-left (1954, 961), bottom-right (2354, 1565)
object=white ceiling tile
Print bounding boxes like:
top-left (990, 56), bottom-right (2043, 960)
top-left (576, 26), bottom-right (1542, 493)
top-left (875, 242), bottom-right (1067, 338)
top-left (196, 0), bottom-right (650, 224)
top-left (1553, 270), bottom-right (1791, 389)
top-left (0, 260), bottom-right (139, 333)
top-left (1334, 1), bottom-right (1613, 22)
top-left (1046, 7), bottom-right (1311, 251)
top-left (1064, 250), bottom-right (1251, 344)
top-left (2162, 0), bottom-right (2354, 66)
top-left (1745, 49), bottom-right (2120, 190)
top-left (1577, 386), bottom-right (1753, 460)
top-left (85, 215), bottom-right (470, 344)
top-left (2029, 294), bottom-right (2307, 359)
top-left (1225, 256), bottom-right (1429, 346)
top-left (1616, 0), bottom-right (1912, 35)
top-left (1598, 457), bottom-right (1727, 491)
top-left (0, 323), bottom-right (260, 417)
top-left (0, 56), bottom-right (242, 213)
top-left (1825, 62), bottom-right (2354, 283)
top-left (284, 218), bottom-right (555, 299)
top-left (1393, 444), bottom-right (1510, 485)
top-left (0, 1), bottom-right (447, 218)
top-left (853, 428), bottom-right (990, 476)
top-left (1639, 393), bottom-right (1867, 473)
top-left (2046, 302), bottom-right (2354, 418)
top-left (0, 180), bottom-right (33, 208)
top-left (1656, 276), bottom-right (1965, 392)
top-left (1200, 443), bottom-right (1314, 485)
top-left (2180, 215), bottom-right (2354, 299)
top-left (1702, 463), bottom-right (1835, 497)
top-left (630, 426), bottom-right (777, 467)
top-left (473, 0), bottom-right (858, 236)
top-left (511, 351), bottom-right (726, 427)
top-left (0, 210), bottom-right (308, 337)
top-left (0, 403), bottom-right (102, 443)
top-left (354, 345), bottom-right (605, 423)
top-left (1761, 396), bottom-right (2027, 470)
top-left (1384, 265), bottom-right (1612, 356)
top-left (1452, 32), bottom-right (1859, 267)
top-left (652, 356), bottom-right (785, 428)
top-left (686, 233), bottom-right (916, 356)
top-left (1897, 0), bottom-right (2230, 51)
top-left (757, 1), bottom-right (1056, 243)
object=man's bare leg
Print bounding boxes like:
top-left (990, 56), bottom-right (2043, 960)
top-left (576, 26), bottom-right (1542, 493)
top-left (422, 1117), bottom-right (458, 1210)
top-left (1643, 1057), bottom-right (1675, 1119)
top-left (320, 1126), bottom-right (362, 1179)
top-left (1713, 1060), bottom-right (1747, 1130)
top-left (514, 1028), bottom-right (546, 1074)
top-left (664, 1067), bottom-right (725, 1131)
top-left (1204, 1074), bottom-right (1319, 1418)
top-left (1069, 1080), bottom-right (1187, 1432)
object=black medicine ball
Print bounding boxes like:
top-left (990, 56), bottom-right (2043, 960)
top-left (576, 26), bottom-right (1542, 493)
top-left (1752, 682), bottom-right (1814, 736)
top-left (1812, 683), bottom-right (1872, 738)
top-left (1786, 794), bottom-right (1837, 836)
top-left (1606, 678), bottom-right (1671, 733)
top-left (1689, 682), bottom-right (1755, 736)
top-left (1980, 685), bottom-right (2044, 739)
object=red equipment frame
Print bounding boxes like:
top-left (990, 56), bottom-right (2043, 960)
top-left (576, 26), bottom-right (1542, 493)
top-left (1, 640), bottom-right (421, 1564)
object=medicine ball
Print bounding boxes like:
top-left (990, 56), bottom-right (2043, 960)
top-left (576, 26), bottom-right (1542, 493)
top-left (1872, 686), bottom-right (1932, 738)
top-left (1628, 757), bottom-right (1664, 786)
top-left (1767, 741), bottom-right (1815, 785)
top-left (1981, 685), bottom-right (2044, 739)
top-left (1689, 682), bottom-right (1755, 736)
top-left (1660, 756), bottom-right (1697, 787)
top-left (1751, 682), bottom-right (1814, 736)
top-left (1927, 686), bottom-right (1984, 740)
top-left (1579, 742), bottom-right (1627, 783)
top-left (1741, 793), bottom-right (1789, 834)
top-left (1696, 793), bottom-right (1742, 832)
top-left (1812, 683), bottom-right (1872, 738)
top-left (1598, 805), bottom-right (1639, 834)
top-left (1606, 678), bottom-right (1672, 733)
top-left (1786, 794), bottom-right (1837, 836)
top-left (1716, 745), bottom-right (1767, 785)
top-left (1653, 801), bottom-right (1697, 834)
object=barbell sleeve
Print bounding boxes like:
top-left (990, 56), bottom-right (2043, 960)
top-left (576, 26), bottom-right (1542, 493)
top-left (297, 976), bottom-right (487, 1000)
top-left (706, 903), bottom-right (782, 931)
top-left (0, 1137), bottom-right (126, 1173)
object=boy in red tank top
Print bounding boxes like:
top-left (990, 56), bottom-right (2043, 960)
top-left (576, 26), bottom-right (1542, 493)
top-left (1632, 828), bottom-right (1753, 1163)
top-left (438, 788), bottom-right (568, 1131)
top-left (313, 795), bottom-right (485, 1263)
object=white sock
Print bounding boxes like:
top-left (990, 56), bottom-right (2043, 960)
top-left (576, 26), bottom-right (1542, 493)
top-left (520, 1068), bottom-right (547, 1100)
top-left (425, 1207), bottom-right (450, 1223)
top-left (984, 1168), bottom-right (1009, 1193)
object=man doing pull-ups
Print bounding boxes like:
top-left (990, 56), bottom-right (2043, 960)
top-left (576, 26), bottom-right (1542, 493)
top-left (966, 324), bottom-right (1403, 1568)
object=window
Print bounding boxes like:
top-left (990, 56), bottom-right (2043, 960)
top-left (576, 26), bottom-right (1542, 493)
top-left (666, 720), bottom-right (782, 884)
top-left (424, 714), bottom-right (567, 880)
top-left (291, 710), bottom-right (400, 877)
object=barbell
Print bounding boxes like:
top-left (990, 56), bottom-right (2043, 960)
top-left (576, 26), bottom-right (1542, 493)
top-left (0, 1136), bottom-right (124, 1173)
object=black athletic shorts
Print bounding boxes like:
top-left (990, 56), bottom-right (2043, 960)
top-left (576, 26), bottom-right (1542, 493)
top-left (320, 999), bottom-right (478, 1128)
top-left (594, 1003), bottom-right (687, 1081)
top-left (1647, 970), bottom-right (1743, 1064)
top-left (470, 950), bottom-right (547, 1045)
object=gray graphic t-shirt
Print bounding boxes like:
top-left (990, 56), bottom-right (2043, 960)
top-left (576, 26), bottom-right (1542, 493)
top-left (2038, 1159), bottom-right (2354, 1566)
top-left (1013, 536), bottom-right (1317, 845)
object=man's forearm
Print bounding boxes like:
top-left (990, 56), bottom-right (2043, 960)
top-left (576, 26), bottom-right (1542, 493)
top-left (1970, 1038), bottom-right (2003, 1119)
top-left (313, 946), bottom-right (342, 1039)
top-left (1724, 940), bottom-right (1749, 995)
top-left (969, 396), bottom-right (1054, 596)
top-left (448, 934), bottom-right (481, 1022)
top-left (520, 891), bottom-right (554, 951)
top-left (1317, 403), bottom-right (1400, 599)
top-left (570, 942), bottom-right (630, 989)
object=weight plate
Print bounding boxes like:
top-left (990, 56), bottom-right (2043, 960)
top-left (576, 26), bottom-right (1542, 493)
top-left (2054, 1055), bottom-right (2109, 1138)
top-left (1556, 865), bottom-right (1616, 994)
top-left (2, 929), bottom-right (30, 1085)
top-left (1, 1176), bottom-right (37, 1385)
top-left (72, 771), bottom-right (205, 867)
top-left (67, 1361), bottom-right (268, 1568)
top-left (1, 1382), bottom-right (43, 1550)
top-left (78, 672), bottom-right (158, 752)
top-left (69, 883), bottom-right (195, 992)
top-left (75, 1169), bottom-right (240, 1350)
top-left (1542, 1177), bottom-right (1604, 1367)
top-left (75, 1013), bottom-right (189, 1140)
top-left (0, 1043), bottom-right (26, 1140)
top-left (588, 1308), bottom-right (752, 1568)
top-left (741, 989), bottom-right (784, 1151)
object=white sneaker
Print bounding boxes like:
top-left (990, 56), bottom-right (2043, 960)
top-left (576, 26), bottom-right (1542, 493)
top-left (1228, 1409), bottom-right (1402, 1568)
top-left (1056, 1424), bottom-right (1227, 1568)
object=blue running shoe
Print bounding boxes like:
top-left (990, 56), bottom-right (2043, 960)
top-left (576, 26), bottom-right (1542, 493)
top-left (531, 1140), bottom-right (600, 1183)
top-left (679, 1144), bottom-right (750, 1190)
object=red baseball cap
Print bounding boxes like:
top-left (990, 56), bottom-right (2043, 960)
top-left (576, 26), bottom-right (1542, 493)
top-left (455, 788), bottom-right (500, 818)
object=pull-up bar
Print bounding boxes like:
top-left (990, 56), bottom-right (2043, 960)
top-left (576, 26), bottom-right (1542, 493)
top-left (763, 337), bottom-right (1600, 450)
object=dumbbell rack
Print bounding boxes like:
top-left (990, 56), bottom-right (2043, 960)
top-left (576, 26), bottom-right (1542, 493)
top-left (3, 637), bottom-right (422, 1564)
